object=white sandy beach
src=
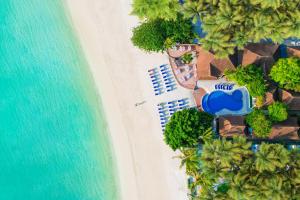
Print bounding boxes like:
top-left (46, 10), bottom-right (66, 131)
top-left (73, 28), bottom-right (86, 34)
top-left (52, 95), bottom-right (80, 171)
top-left (65, 0), bottom-right (190, 199)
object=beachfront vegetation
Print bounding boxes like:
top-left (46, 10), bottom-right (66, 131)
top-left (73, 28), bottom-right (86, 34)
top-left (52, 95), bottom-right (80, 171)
top-left (268, 102), bottom-right (288, 122)
top-left (181, 0), bottom-right (202, 24)
top-left (164, 109), bottom-right (213, 151)
top-left (131, 15), bottom-right (195, 52)
top-left (225, 64), bottom-right (267, 98)
top-left (270, 58), bottom-right (300, 92)
top-left (194, 138), bottom-right (300, 200)
top-left (131, 20), bottom-right (165, 52)
top-left (246, 109), bottom-right (272, 138)
top-left (177, 148), bottom-right (200, 176)
top-left (131, 0), bottom-right (180, 21)
top-left (182, 0), bottom-right (300, 57)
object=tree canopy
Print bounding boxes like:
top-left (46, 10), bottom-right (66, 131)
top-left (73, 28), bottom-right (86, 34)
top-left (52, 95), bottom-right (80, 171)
top-left (225, 64), bottom-right (267, 97)
top-left (270, 58), bottom-right (300, 92)
top-left (246, 108), bottom-right (272, 138)
top-left (268, 102), bottom-right (288, 122)
top-left (131, 0), bottom-right (180, 21)
top-left (131, 16), bottom-right (195, 52)
top-left (183, 0), bottom-right (300, 57)
top-left (164, 109), bottom-right (213, 151)
top-left (197, 138), bottom-right (300, 200)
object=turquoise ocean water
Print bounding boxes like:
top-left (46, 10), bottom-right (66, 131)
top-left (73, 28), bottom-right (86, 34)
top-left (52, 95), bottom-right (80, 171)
top-left (0, 0), bottom-right (119, 199)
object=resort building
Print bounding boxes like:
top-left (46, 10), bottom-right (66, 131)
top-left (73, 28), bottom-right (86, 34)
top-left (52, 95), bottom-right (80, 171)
top-left (287, 46), bottom-right (300, 57)
top-left (279, 89), bottom-right (300, 111)
top-left (168, 43), bottom-right (300, 113)
top-left (216, 116), bottom-right (300, 142)
top-left (167, 43), bottom-right (283, 90)
top-left (218, 116), bottom-right (247, 138)
top-left (268, 117), bottom-right (300, 141)
top-left (168, 43), bottom-right (300, 143)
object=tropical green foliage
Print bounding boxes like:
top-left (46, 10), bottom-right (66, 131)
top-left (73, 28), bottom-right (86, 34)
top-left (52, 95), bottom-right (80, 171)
top-left (182, 0), bottom-right (300, 57)
top-left (181, 52), bottom-right (193, 64)
top-left (131, 20), bottom-right (165, 52)
top-left (131, 16), bottom-right (195, 52)
top-left (131, 0), bottom-right (180, 21)
top-left (254, 143), bottom-right (289, 172)
top-left (246, 109), bottom-right (272, 138)
top-left (270, 58), bottom-right (300, 92)
top-left (164, 109), bottom-right (213, 151)
top-left (177, 148), bottom-right (200, 176)
top-left (201, 137), bottom-right (253, 178)
top-left (195, 138), bottom-right (300, 200)
top-left (181, 0), bottom-right (202, 24)
top-left (225, 65), bottom-right (267, 97)
top-left (268, 102), bottom-right (288, 122)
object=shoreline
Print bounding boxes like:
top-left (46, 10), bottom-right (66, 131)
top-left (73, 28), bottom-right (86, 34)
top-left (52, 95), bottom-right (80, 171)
top-left (64, 0), bottom-right (188, 199)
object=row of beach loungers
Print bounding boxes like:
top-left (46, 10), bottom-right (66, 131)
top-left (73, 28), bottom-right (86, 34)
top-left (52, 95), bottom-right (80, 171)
top-left (157, 98), bottom-right (190, 131)
top-left (214, 83), bottom-right (235, 90)
top-left (148, 64), bottom-right (177, 95)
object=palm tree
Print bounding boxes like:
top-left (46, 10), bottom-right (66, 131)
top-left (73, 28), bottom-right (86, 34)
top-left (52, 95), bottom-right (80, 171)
top-left (284, 149), bottom-right (300, 199)
top-left (179, 0), bottom-right (300, 57)
top-left (255, 143), bottom-right (289, 173)
top-left (263, 177), bottom-right (289, 200)
top-left (200, 32), bottom-right (235, 58)
top-left (177, 148), bottom-right (200, 176)
top-left (181, 0), bottom-right (202, 23)
top-left (199, 127), bottom-right (213, 144)
top-left (228, 174), bottom-right (247, 200)
top-left (250, 0), bottom-right (281, 9)
top-left (131, 0), bottom-right (179, 21)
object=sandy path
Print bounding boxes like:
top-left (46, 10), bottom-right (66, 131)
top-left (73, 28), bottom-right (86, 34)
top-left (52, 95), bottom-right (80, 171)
top-left (64, 0), bottom-right (189, 199)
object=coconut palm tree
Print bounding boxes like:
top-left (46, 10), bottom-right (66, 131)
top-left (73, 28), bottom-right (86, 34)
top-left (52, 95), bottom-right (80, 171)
top-left (181, 0), bottom-right (202, 23)
top-left (178, 0), bottom-right (300, 57)
top-left (255, 143), bottom-right (289, 173)
top-left (227, 173), bottom-right (248, 200)
top-left (263, 177), bottom-right (289, 200)
top-left (131, 0), bottom-right (179, 21)
top-left (177, 148), bottom-right (200, 176)
top-left (250, 0), bottom-right (281, 9)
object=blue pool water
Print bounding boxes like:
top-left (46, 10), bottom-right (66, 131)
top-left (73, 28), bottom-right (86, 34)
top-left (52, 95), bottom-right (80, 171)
top-left (0, 0), bottom-right (118, 199)
top-left (202, 90), bottom-right (243, 114)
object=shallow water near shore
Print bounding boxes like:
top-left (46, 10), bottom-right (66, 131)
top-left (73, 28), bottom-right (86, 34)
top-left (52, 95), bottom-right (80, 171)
top-left (0, 0), bottom-right (118, 199)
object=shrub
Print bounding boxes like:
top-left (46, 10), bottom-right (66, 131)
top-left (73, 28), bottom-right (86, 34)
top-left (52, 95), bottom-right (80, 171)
top-left (131, 19), bottom-right (166, 52)
top-left (131, 16), bottom-right (195, 52)
top-left (268, 102), bottom-right (288, 122)
top-left (246, 109), bottom-right (272, 138)
top-left (270, 58), bottom-right (300, 92)
top-left (161, 15), bottom-right (195, 45)
top-left (225, 65), bottom-right (267, 97)
top-left (164, 109), bottom-right (213, 151)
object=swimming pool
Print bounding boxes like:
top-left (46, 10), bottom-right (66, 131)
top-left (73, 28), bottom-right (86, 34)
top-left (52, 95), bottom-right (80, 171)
top-left (202, 88), bottom-right (251, 115)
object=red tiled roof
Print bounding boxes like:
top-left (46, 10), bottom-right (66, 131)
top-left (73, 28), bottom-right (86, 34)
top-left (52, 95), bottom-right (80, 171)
top-left (287, 47), bottom-right (300, 58)
top-left (269, 117), bottom-right (300, 140)
top-left (279, 89), bottom-right (300, 110)
top-left (168, 43), bottom-right (282, 89)
top-left (218, 116), bottom-right (246, 137)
